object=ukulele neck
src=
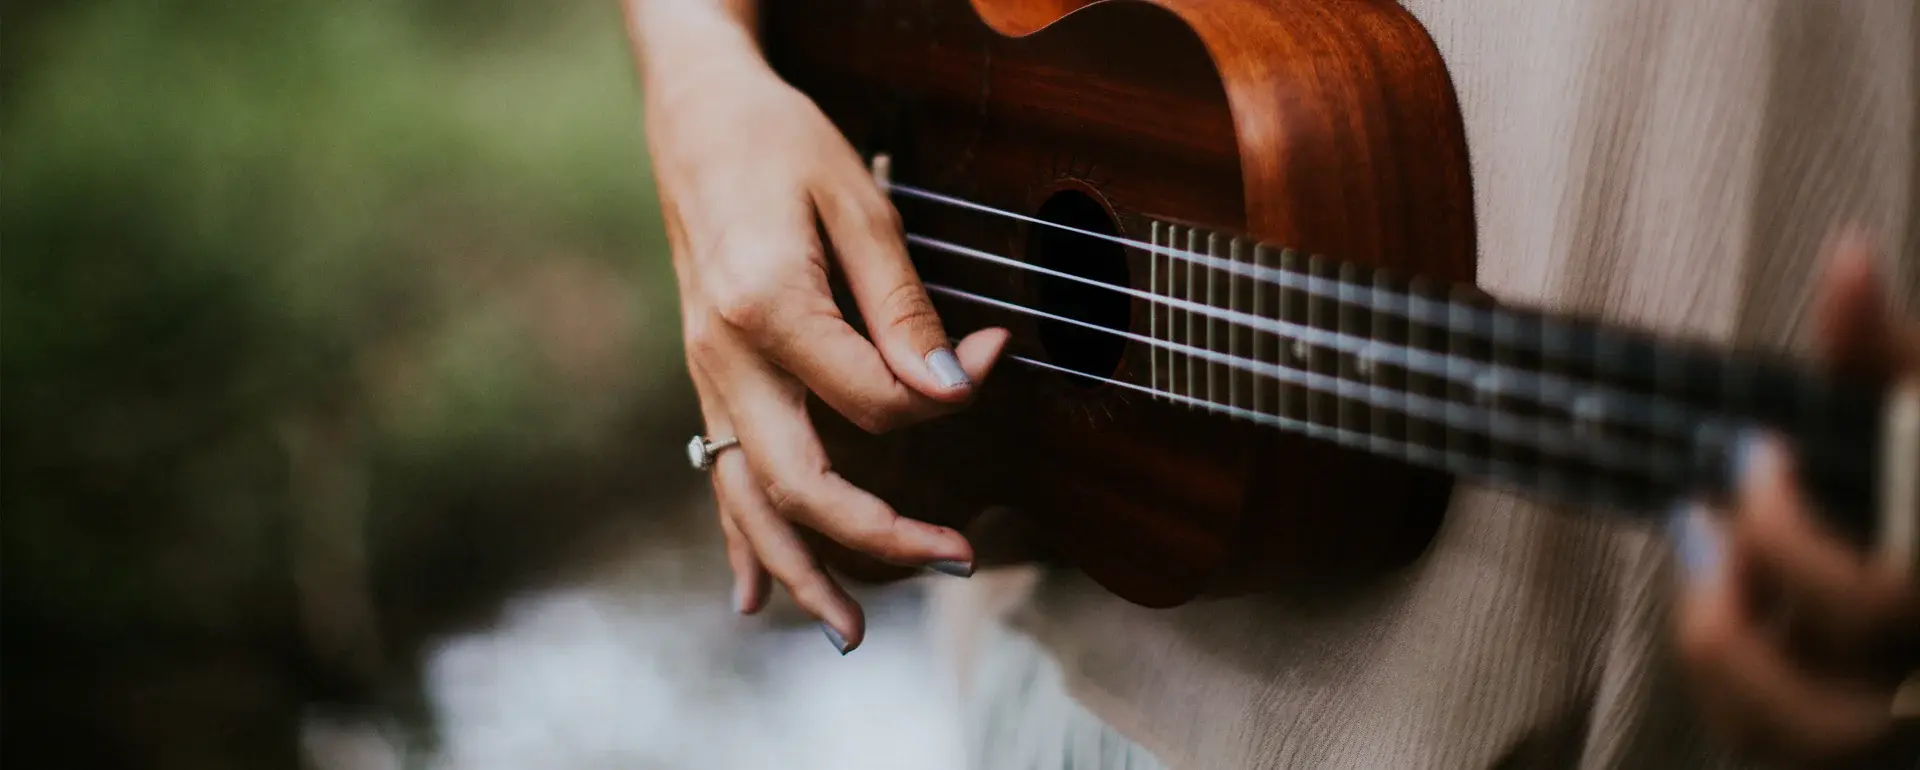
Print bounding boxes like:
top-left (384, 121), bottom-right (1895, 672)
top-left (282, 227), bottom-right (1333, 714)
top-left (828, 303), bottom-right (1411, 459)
top-left (1135, 221), bottom-right (1892, 546)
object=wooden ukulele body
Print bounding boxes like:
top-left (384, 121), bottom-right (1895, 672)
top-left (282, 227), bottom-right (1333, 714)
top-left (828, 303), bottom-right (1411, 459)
top-left (763, 0), bottom-right (1478, 607)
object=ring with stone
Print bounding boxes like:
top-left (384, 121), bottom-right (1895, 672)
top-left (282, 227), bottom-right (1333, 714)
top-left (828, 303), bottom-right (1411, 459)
top-left (687, 435), bottom-right (740, 471)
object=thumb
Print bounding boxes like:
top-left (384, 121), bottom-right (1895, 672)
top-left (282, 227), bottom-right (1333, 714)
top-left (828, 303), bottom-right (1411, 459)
top-left (815, 182), bottom-right (1005, 402)
top-left (1815, 229), bottom-right (1917, 381)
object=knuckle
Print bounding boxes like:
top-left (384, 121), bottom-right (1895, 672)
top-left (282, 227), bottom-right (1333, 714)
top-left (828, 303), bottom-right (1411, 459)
top-left (859, 199), bottom-right (903, 239)
top-left (708, 245), bottom-right (811, 333)
top-left (879, 282), bottom-right (942, 334)
top-left (848, 402), bottom-right (900, 435)
top-left (846, 388), bottom-right (925, 434)
top-left (711, 275), bottom-right (781, 333)
top-left (762, 476), bottom-right (808, 517)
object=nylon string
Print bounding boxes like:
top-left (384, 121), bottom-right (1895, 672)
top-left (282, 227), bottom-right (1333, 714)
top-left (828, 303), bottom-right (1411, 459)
top-left (904, 230), bottom-right (1714, 440)
top-left (977, 345), bottom-right (1691, 514)
top-left (924, 282), bottom-right (1692, 480)
top-left (893, 183), bottom-right (1530, 350)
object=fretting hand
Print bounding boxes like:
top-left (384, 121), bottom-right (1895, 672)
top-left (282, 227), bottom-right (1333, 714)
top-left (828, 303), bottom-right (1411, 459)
top-left (1671, 232), bottom-right (1920, 766)
top-left (631, 0), bottom-right (1009, 653)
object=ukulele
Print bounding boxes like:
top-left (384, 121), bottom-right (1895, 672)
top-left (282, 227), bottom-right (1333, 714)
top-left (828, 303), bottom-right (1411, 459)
top-left (760, 0), bottom-right (1918, 607)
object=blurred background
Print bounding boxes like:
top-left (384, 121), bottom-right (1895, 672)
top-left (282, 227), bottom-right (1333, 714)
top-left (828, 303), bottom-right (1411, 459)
top-left (3, 2), bottom-right (962, 767)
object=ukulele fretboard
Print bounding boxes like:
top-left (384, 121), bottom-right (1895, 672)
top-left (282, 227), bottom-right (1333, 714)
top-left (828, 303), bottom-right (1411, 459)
top-left (1141, 219), bottom-right (1884, 533)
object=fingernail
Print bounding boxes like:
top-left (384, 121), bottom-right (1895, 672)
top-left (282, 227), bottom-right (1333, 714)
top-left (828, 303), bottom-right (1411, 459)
top-left (927, 560), bottom-right (974, 578)
top-left (1728, 429), bottom-right (1774, 494)
top-left (926, 348), bottom-right (970, 390)
top-left (820, 623), bottom-right (852, 655)
top-left (732, 581), bottom-right (751, 615)
top-left (1667, 501), bottom-right (1724, 580)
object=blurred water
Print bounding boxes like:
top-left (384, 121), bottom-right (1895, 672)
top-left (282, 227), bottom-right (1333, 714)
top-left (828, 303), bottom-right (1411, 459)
top-left (305, 495), bottom-right (966, 770)
top-left (422, 587), bottom-right (961, 770)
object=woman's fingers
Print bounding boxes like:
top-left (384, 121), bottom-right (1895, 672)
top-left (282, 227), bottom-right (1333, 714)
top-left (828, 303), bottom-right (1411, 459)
top-left (1814, 231), bottom-right (1918, 380)
top-left (694, 170), bottom-right (1007, 437)
top-left (687, 357), bottom-right (770, 616)
top-left (718, 504), bottom-right (770, 615)
top-left (715, 347), bottom-right (976, 572)
top-left (711, 449), bottom-right (865, 653)
top-left (1732, 436), bottom-right (1918, 660)
top-left (953, 326), bottom-right (1014, 386)
top-left (1674, 430), bottom-right (1920, 764)
top-left (696, 340), bottom-right (871, 650)
top-left (1677, 556), bottom-right (1897, 763)
top-left (702, 235), bottom-right (961, 435)
top-left (813, 169), bottom-right (1008, 405)
top-left (689, 188), bottom-right (925, 431)
top-left (660, 73), bottom-right (1005, 655)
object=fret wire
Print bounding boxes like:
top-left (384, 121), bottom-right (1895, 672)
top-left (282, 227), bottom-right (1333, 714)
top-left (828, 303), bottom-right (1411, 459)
top-left (1408, 276), bottom-right (1443, 459)
top-left (1149, 221), bottom-right (1163, 402)
top-left (1207, 233), bottom-right (1227, 407)
top-left (928, 282), bottom-right (1691, 478)
top-left (1447, 286), bottom-right (1481, 471)
top-left (1169, 225), bottom-right (1187, 404)
top-left (1338, 261), bottom-right (1370, 439)
top-left (1309, 255), bottom-right (1335, 428)
top-left (1253, 243), bottom-right (1276, 416)
top-left (905, 232), bottom-right (1708, 436)
top-left (1228, 238), bottom-right (1246, 411)
top-left (1541, 314), bottom-right (1582, 498)
top-left (1281, 249), bottom-right (1306, 423)
top-left (1373, 269), bottom-right (1406, 457)
top-left (1185, 227), bottom-right (1202, 410)
top-left (1492, 301), bottom-right (1529, 487)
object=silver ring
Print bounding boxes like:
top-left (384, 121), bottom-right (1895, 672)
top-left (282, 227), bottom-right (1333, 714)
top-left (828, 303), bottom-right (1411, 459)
top-left (687, 435), bottom-right (740, 471)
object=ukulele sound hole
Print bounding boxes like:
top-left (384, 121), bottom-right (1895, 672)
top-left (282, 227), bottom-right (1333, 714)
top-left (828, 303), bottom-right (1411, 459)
top-left (1029, 189), bottom-right (1130, 387)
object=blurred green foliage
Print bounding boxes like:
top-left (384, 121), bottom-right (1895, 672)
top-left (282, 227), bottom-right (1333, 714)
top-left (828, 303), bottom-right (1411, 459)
top-left (3, 1), bottom-right (695, 763)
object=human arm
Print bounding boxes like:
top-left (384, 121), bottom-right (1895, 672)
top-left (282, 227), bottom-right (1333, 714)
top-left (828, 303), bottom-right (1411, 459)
top-left (623, 0), bottom-right (1011, 652)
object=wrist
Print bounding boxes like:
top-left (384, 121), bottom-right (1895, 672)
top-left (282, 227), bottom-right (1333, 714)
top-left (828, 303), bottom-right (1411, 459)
top-left (626, 0), bottom-right (767, 103)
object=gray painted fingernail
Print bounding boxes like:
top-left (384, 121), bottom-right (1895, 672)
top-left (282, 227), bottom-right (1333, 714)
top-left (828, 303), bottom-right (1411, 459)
top-left (1728, 428), bottom-right (1768, 492)
top-left (732, 581), bottom-right (751, 615)
top-left (1667, 501), bottom-right (1723, 579)
top-left (926, 348), bottom-right (970, 390)
top-left (821, 623), bottom-right (852, 655)
top-left (928, 560), bottom-right (974, 578)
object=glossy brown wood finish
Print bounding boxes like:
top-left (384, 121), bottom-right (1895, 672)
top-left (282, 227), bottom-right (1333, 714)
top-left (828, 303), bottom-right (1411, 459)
top-left (762, 0), bottom-right (1477, 606)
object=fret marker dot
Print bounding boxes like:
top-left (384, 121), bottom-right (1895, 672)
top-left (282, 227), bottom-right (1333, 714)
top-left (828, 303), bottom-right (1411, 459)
top-left (1474, 371), bottom-right (1499, 405)
top-left (1572, 394), bottom-right (1605, 437)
